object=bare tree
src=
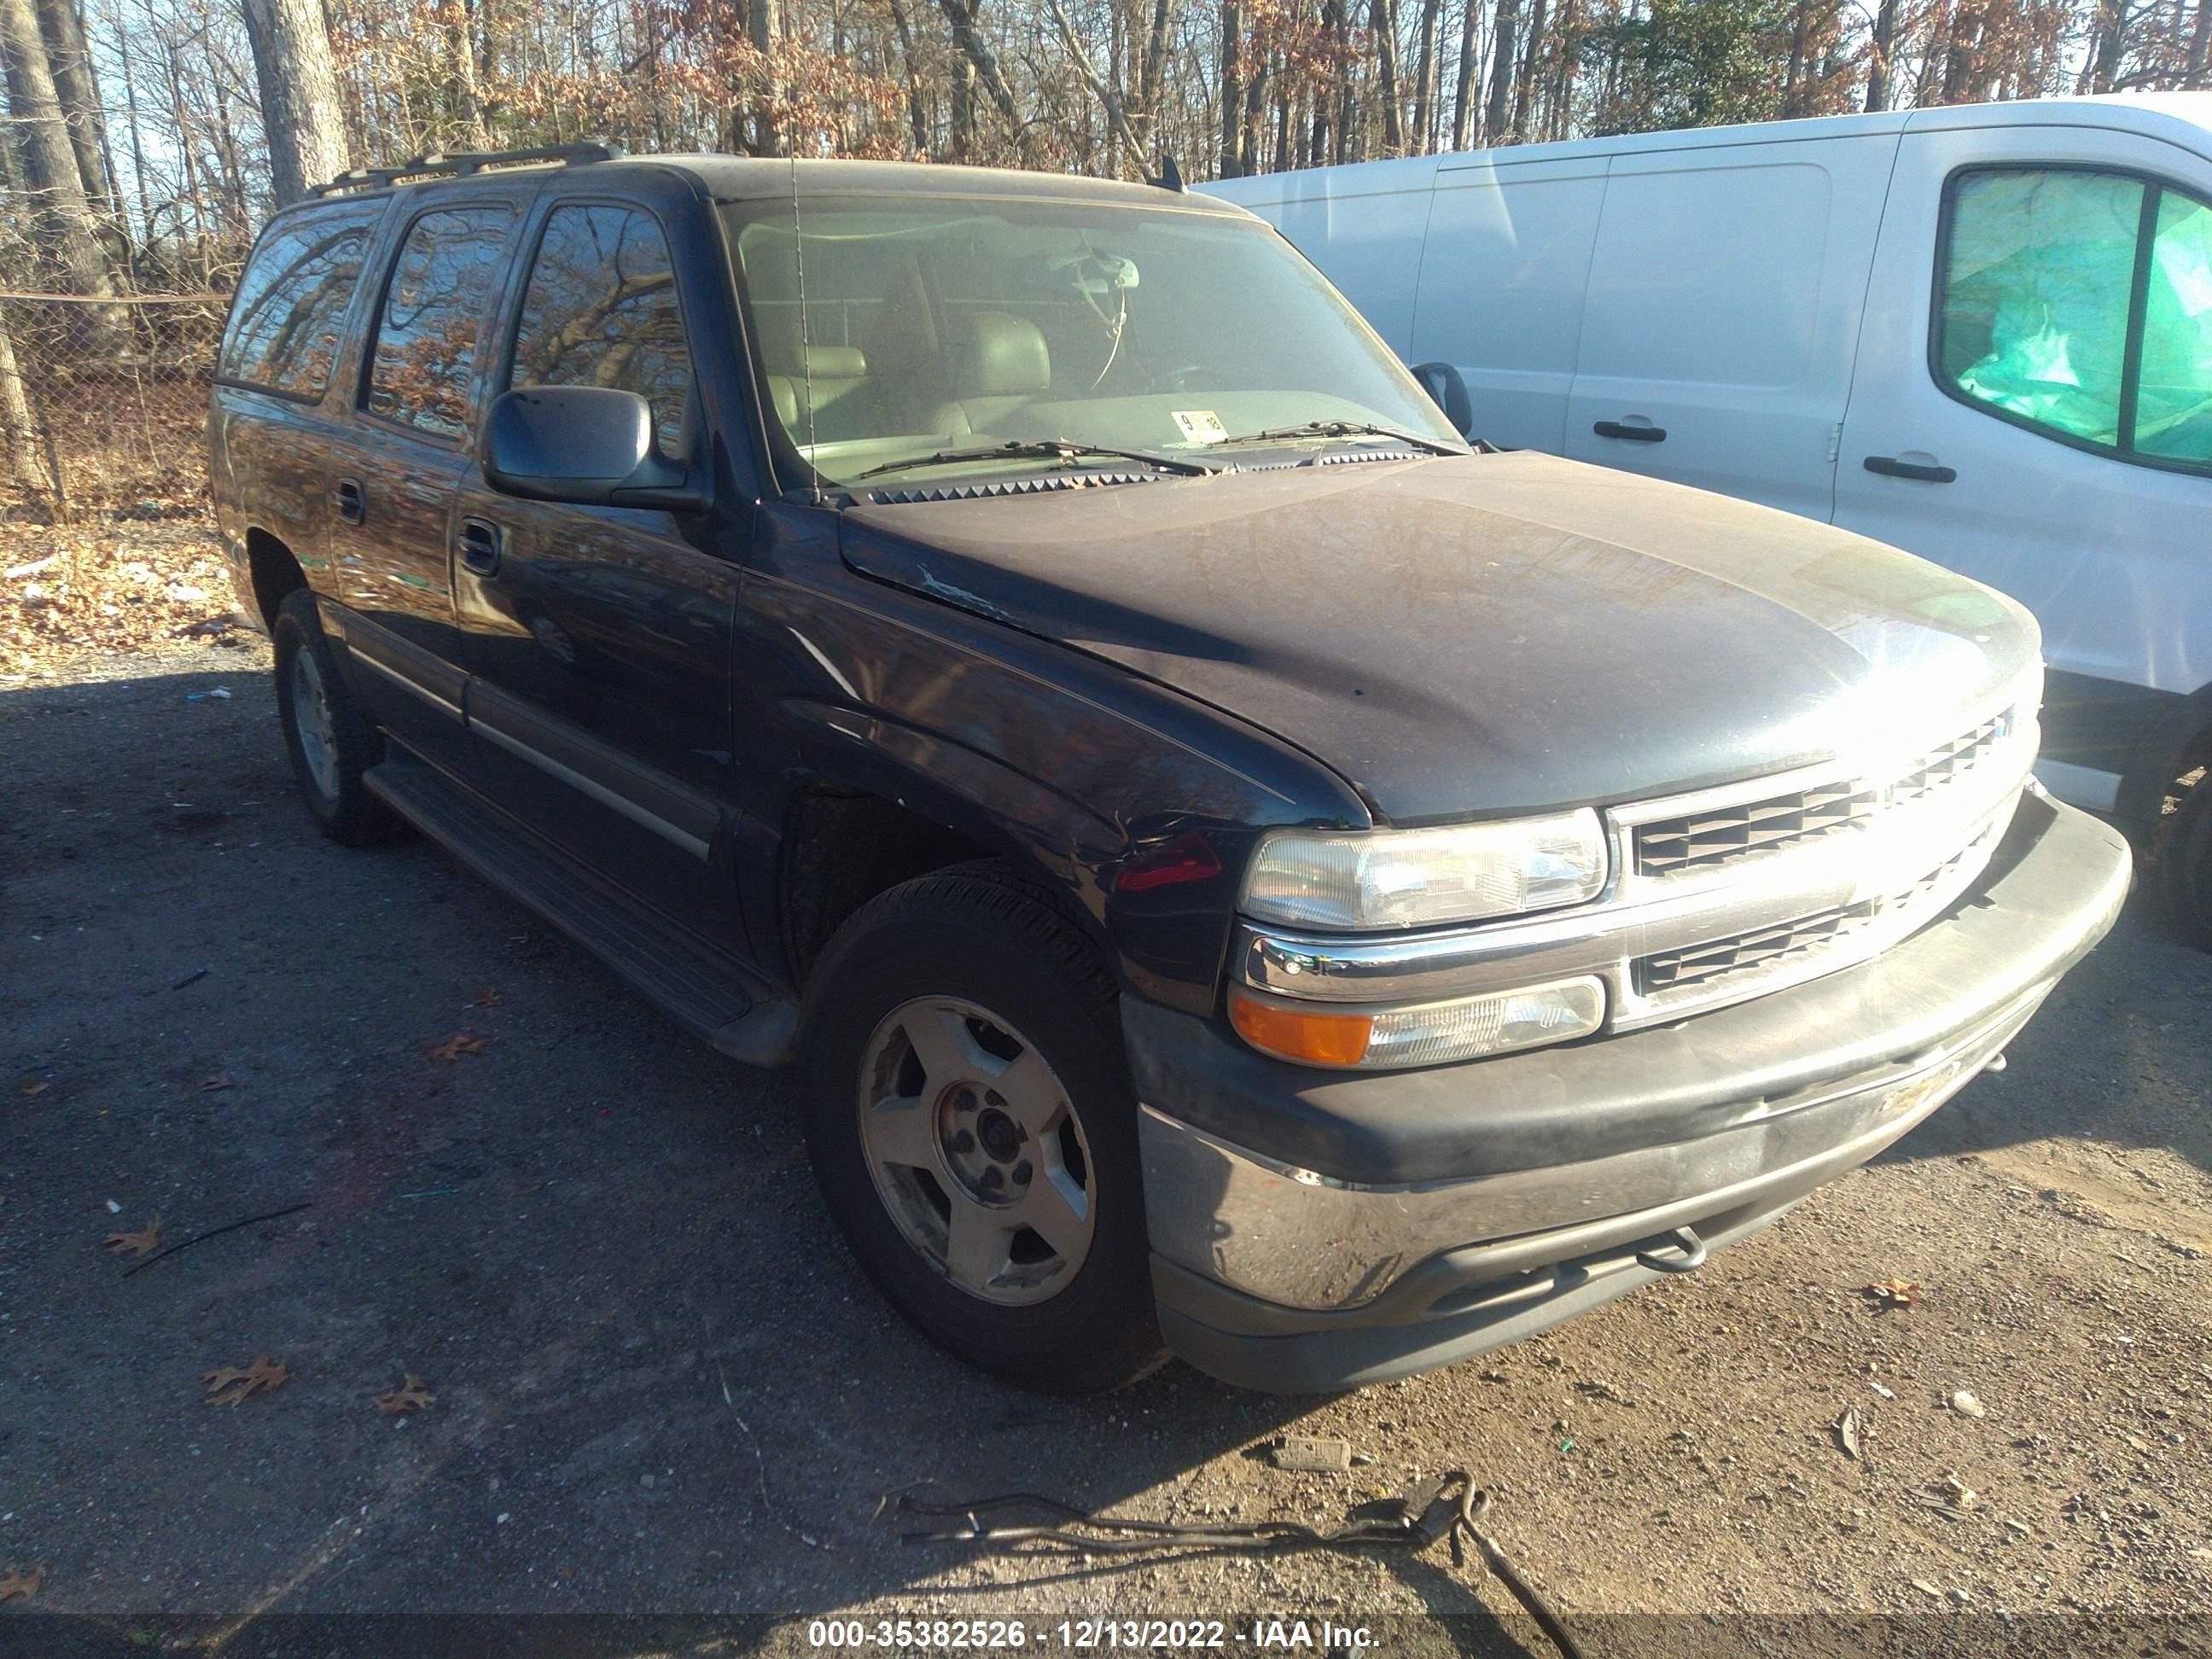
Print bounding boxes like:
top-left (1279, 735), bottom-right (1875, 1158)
top-left (0, 0), bottom-right (125, 335)
top-left (238, 0), bottom-right (349, 203)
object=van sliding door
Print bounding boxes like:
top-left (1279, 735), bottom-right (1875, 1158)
top-left (1563, 132), bottom-right (1899, 523)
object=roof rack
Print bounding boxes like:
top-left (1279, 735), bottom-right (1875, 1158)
top-left (307, 139), bottom-right (626, 197)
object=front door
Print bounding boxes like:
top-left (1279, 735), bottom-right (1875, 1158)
top-left (453, 199), bottom-right (748, 942)
top-left (334, 195), bottom-right (527, 773)
top-left (1833, 120), bottom-right (2212, 812)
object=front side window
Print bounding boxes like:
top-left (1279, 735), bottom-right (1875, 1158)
top-left (508, 205), bottom-right (692, 453)
top-left (365, 205), bottom-right (514, 439)
top-left (725, 195), bottom-right (1464, 487)
top-left (219, 201), bottom-right (386, 398)
top-left (1936, 167), bottom-right (2212, 468)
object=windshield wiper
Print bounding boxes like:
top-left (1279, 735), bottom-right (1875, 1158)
top-left (853, 439), bottom-right (1216, 483)
top-left (1208, 419), bottom-right (1461, 456)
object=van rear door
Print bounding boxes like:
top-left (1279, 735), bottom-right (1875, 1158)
top-left (1563, 130), bottom-right (1900, 521)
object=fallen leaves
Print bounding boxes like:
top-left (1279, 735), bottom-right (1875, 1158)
top-left (1862, 1277), bottom-right (1924, 1311)
top-left (471, 987), bottom-right (504, 1009)
top-left (0, 1563), bottom-right (44, 1603)
top-left (200, 1069), bottom-right (236, 1092)
top-left (102, 1217), bottom-right (162, 1258)
top-left (423, 1032), bottom-right (487, 1062)
top-left (202, 1354), bottom-right (289, 1406)
top-left (373, 1375), bottom-right (436, 1415)
top-left (1, 517), bottom-right (237, 678)
top-left (16, 1078), bottom-right (48, 1097)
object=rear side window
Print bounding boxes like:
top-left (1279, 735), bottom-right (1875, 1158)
top-left (218, 201), bottom-right (386, 398)
top-left (1936, 168), bottom-right (2212, 469)
top-left (365, 205), bottom-right (515, 440)
top-left (508, 205), bottom-right (692, 451)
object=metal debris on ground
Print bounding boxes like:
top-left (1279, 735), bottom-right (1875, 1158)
top-left (894, 1470), bottom-right (1588, 1659)
top-left (1268, 1435), bottom-right (1352, 1472)
top-left (119, 1200), bottom-right (312, 1278)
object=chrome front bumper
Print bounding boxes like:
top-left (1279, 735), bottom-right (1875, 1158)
top-left (1127, 789), bottom-right (2131, 1391)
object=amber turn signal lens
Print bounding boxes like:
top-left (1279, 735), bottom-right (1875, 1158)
top-left (1229, 988), bottom-right (1373, 1067)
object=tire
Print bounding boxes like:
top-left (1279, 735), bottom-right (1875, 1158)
top-left (2153, 743), bottom-right (2212, 951)
top-left (271, 588), bottom-right (404, 847)
top-left (797, 861), bottom-right (1164, 1393)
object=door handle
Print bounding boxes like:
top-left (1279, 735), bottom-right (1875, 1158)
top-left (333, 478), bottom-right (365, 525)
top-left (1592, 420), bottom-right (1667, 443)
top-left (456, 517), bottom-right (504, 577)
top-left (1863, 454), bottom-right (1956, 483)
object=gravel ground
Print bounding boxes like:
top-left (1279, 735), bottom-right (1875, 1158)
top-left (3, 643), bottom-right (2209, 1657)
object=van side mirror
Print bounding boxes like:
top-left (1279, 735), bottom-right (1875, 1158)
top-left (480, 387), bottom-right (705, 511)
top-left (1409, 360), bottom-right (1473, 437)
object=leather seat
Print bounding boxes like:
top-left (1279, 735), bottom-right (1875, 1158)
top-left (757, 310), bottom-right (876, 442)
top-left (928, 312), bottom-right (1051, 437)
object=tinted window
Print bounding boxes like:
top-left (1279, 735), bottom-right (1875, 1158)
top-left (366, 205), bottom-right (514, 439)
top-left (218, 202), bottom-right (386, 397)
top-left (1936, 168), bottom-right (2212, 468)
top-left (509, 205), bottom-right (692, 451)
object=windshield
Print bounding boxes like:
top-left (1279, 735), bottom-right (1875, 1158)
top-left (723, 195), bottom-right (1464, 488)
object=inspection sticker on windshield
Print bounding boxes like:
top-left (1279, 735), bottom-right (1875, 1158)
top-left (1171, 409), bottom-right (1228, 445)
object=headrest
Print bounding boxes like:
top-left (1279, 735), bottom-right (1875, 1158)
top-left (754, 308), bottom-right (866, 381)
top-left (959, 311), bottom-right (1050, 397)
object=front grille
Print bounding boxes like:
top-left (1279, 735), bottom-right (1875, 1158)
top-left (1631, 711), bottom-right (2012, 878)
top-left (1633, 779), bottom-right (1876, 876)
top-left (1633, 847), bottom-right (1974, 998)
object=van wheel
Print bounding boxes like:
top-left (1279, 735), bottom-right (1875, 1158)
top-left (271, 588), bottom-right (403, 847)
top-left (2153, 742), bottom-right (2212, 950)
top-left (797, 862), bottom-right (1163, 1393)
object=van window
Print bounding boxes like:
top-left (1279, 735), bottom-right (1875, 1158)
top-left (508, 205), bottom-right (690, 453)
top-left (218, 202), bottom-right (386, 398)
top-left (365, 205), bottom-right (515, 440)
top-left (1936, 168), bottom-right (2212, 468)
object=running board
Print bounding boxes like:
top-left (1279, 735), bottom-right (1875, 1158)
top-left (364, 754), bottom-right (798, 1067)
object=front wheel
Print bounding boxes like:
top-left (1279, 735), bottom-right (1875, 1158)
top-left (797, 863), bottom-right (1163, 1393)
top-left (2154, 745), bottom-right (2212, 950)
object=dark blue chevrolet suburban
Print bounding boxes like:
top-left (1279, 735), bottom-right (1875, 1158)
top-left (209, 143), bottom-right (2130, 1393)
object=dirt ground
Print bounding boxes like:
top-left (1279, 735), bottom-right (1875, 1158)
top-left (3, 640), bottom-right (2209, 1657)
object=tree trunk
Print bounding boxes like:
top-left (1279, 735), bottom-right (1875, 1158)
top-left (1511, 0), bottom-right (1543, 140)
top-left (447, 0), bottom-right (485, 146)
top-left (0, 311), bottom-right (48, 491)
top-left (1449, 0), bottom-right (1478, 149)
top-left (935, 0), bottom-right (1022, 154)
top-left (1371, 0), bottom-right (1402, 150)
top-left (0, 0), bottom-right (125, 344)
top-left (886, 0), bottom-right (929, 154)
top-left (1217, 0), bottom-right (1241, 177)
top-left (748, 0), bottom-right (781, 154)
top-left (239, 0), bottom-right (351, 204)
top-left (1410, 0), bottom-right (1440, 149)
top-left (1485, 0), bottom-right (1518, 141)
top-left (34, 0), bottom-right (108, 208)
top-left (2088, 0), bottom-right (2129, 94)
top-left (1864, 0), bottom-right (1897, 111)
top-left (2188, 0), bottom-right (2211, 87)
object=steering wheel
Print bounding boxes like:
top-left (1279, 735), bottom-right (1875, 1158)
top-left (1157, 363), bottom-right (1218, 393)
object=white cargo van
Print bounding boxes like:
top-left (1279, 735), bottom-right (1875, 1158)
top-left (1205, 95), bottom-right (2212, 943)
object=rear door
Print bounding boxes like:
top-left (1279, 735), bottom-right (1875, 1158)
top-left (1833, 119), bottom-right (2212, 810)
top-left (1563, 129), bottom-right (1901, 521)
top-left (453, 193), bottom-right (748, 940)
top-left (334, 188), bottom-right (531, 772)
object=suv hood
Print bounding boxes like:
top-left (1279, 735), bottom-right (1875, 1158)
top-left (841, 451), bottom-right (2039, 824)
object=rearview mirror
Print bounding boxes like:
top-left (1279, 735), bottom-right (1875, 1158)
top-left (1409, 360), bottom-right (1473, 437)
top-left (480, 387), bottom-right (704, 510)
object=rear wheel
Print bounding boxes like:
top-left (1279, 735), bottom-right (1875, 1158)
top-left (272, 588), bottom-right (403, 846)
top-left (2154, 740), bottom-right (2212, 950)
top-left (797, 863), bottom-right (1162, 1393)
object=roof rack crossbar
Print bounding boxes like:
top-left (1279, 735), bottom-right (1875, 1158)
top-left (308, 139), bottom-right (625, 197)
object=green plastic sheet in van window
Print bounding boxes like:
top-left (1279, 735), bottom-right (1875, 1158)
top-left (1942, 170), bottom-right (2143, 449)
top-left (2133, 189), bottom-right (2212, 463)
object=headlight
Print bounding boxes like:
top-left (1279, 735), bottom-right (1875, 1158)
top-left (1230, 977), bottom-right (1606, 1069)
top-left (1241, 811), bottom-right (1609, 931)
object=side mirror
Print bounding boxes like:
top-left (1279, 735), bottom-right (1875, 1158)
top-left (480, 387), bottom-right (704, 511)
top-left (1409, 359), bottom-right (1473, 437)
